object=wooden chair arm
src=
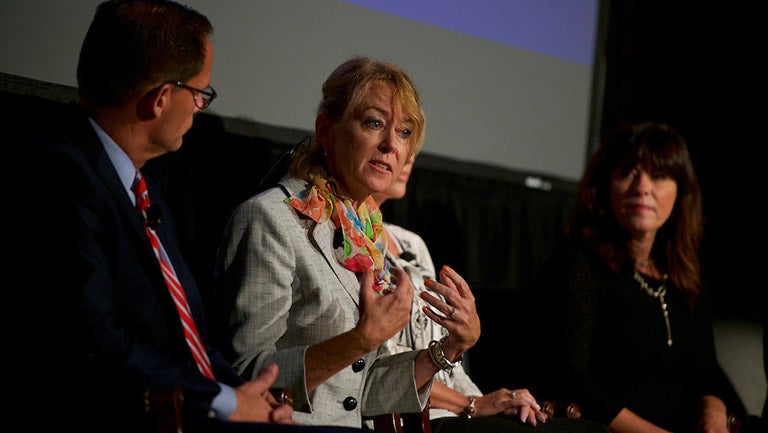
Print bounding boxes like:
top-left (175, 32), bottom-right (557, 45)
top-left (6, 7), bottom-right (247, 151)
top-left (540, 400), bottom-right (582, 419)
top-left (144, 386), bottom-right (294, 433)
top-left (541, 401), bottom-right (749, 432)
top-left (369, 399), bottom-right (432, 433)
top-left (145, 386), bottom-right (185, 433)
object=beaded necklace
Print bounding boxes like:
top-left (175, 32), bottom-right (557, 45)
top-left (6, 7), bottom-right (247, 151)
top-left (633, 271), bottom-right (673, 346)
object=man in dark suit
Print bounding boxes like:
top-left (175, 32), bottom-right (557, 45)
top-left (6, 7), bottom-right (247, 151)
top-left (10, 1), bottom-right (308, 431)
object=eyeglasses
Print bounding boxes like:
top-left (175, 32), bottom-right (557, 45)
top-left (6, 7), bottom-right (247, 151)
top-left (172, 81), bottom-right (217, 110)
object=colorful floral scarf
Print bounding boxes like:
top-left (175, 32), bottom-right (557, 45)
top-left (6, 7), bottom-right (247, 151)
top-left (286, 177), bottom-right (395, 295)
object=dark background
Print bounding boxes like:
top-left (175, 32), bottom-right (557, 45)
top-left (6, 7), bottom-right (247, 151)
top-left (2, 0), bottom-right (762, 415)
top-left (597, 0), bottom-right (763, 319)
top-left (383, 0), bottom-right (765, 322)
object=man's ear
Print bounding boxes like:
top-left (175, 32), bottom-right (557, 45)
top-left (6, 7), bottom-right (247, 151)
top-left (137, 83), bottom-right (170, 120)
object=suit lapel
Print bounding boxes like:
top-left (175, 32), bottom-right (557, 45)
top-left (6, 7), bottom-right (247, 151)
top-left (309, 221), bottom-right (361, 305)
top-left (75, 111), bottom-right (150, 247)
top-left (76, 110), bottom-right (166, 283)
top-left (74, 108), bottom-right (207, 336)
top-left (280, 176), bottom-right (361, 305)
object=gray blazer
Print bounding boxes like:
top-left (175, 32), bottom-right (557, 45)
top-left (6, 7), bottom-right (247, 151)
top-left (216, 175), bottom-right (430, 428)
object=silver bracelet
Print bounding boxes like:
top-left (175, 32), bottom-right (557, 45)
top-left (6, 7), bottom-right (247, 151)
top-left (427, 336), bottom-right (462, 371)
top-left (464, 395), bottom-right (477, 418)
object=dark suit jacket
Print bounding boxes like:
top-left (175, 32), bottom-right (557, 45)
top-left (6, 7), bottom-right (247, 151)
top-left (14, 103), bottom-right (243, 431)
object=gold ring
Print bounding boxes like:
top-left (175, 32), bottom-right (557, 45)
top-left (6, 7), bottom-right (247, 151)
top-left (449, 306), bottom-right (457, 319)
top-left (269, 388), bottom-right (294, 406)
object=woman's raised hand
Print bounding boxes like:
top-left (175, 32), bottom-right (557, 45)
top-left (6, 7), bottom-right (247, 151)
top-left (420, 265), bottom-right (481, 359)
top-left (355, 268), bottom-right (414, 349)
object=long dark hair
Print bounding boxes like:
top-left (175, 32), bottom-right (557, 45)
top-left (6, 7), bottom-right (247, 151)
top-left (568, 121), bottom-right (703, 307)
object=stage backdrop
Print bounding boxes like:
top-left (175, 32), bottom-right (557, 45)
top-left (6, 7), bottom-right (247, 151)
top-left (0, 0), bottom-right (600, 181)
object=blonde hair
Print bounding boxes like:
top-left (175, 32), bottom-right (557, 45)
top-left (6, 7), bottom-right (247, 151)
top-left (288, 56), bottom-right (425, 182)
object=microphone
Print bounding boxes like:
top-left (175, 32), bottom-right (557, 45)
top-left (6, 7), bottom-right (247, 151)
top-left (258, 135), bottom-right (311, 190)
top-left (143, 204), bottom-right (162, 228)
top-left (333, 227), bottom-right (343, 249)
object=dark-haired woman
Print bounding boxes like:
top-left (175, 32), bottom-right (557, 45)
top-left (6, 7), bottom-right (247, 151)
top-left (534, 121), bottom-right (738, 433)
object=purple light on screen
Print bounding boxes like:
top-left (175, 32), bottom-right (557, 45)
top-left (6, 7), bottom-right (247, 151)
top-left (342, 0), bottom-right (598, 65)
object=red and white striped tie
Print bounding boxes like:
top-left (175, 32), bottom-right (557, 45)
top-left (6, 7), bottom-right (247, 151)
top-left (132, 171), bottom-right (214, 379)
